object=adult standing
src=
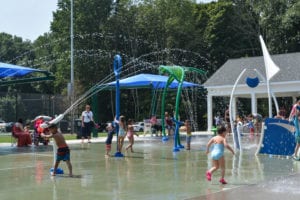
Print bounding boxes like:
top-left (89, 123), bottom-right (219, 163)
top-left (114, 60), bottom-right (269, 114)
top-left (81, 104), bottom-right (95, 143)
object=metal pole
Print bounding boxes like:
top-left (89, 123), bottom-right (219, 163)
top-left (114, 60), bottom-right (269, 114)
top-left (70, 0), bottom-right (74, 89)
top-left (113, 55), bottom-right (124, 157)
top-left (70, 0), bottom-right (75, 134)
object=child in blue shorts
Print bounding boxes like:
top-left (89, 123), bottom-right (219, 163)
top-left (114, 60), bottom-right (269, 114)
top-left (41, 122), bottom-right (73, 177)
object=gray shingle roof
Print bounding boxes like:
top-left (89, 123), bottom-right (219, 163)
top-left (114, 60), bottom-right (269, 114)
top-left (204, 52), bottom-right (300, 87)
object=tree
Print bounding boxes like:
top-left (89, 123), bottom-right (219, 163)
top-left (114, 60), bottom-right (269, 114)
top-left (249, 0), bottom-right (300, 53)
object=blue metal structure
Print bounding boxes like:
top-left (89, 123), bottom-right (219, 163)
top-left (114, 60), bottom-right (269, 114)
top-left (257, 118), bottom-right (295, 156)
top-left (113, 55), bottom-right (124, 157)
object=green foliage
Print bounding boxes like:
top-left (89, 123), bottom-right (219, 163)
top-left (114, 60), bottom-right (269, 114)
top-left (0, 0), bottom-right (299, 129)
top-left (250, 0), bottom-right (300, 53)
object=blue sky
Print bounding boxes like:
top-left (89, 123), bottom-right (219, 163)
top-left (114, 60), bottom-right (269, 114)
top-left (0, 0), bottom-right (58, 41)
top-left (0, 0), bottom-right (214, 42)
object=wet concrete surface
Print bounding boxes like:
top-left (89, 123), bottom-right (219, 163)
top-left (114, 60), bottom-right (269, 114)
top-left (0, 134), bottom-right (299, 200)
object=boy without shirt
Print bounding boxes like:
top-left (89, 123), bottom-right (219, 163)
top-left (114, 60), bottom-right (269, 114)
top-left (41, 123), bottom-right (73, 177)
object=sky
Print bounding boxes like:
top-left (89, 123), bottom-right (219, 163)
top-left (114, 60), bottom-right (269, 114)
top-left (0, 0), bottom-right (58, 41)
top-left (0, 0), bottom-right (214, 42)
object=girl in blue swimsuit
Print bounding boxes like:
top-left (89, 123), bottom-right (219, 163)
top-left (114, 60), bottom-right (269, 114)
top-left (206, 126), bottom-right (234, 184)
top-left (114, 115), bottom-right (126, 153)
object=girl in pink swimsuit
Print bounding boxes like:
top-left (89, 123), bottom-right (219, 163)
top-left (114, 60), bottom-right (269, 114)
top-left (126, 119), bottom-right (139, 153)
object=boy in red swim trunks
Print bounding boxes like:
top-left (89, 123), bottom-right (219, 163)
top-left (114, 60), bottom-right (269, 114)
top-left (41, 123), bottom-right (73, 177)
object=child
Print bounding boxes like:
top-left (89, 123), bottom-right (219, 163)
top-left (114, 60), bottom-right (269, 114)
top-left (206, 126), bottom-right (234, 184)
top-left (180, 120), bottom-right (192, 150)
top-left (105, 122), bottom-right (115, 157)
top-left (41, 122), bottom-right (73, 177)
top-left (247, 114), bottom-right (255, 135)
top-left (236, 116), bottom-right (244, 136)
top-left (126, 119), bottom-right (139, 153)
top-left (114, 115), bottom-right (126, 154)
top-left (293, 106), bottom-right (300, 158)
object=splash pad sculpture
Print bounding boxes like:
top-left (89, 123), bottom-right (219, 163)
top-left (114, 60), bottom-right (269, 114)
top-left (113, 54), bottom-right (124, 157)
top-left (255, 36), bottom-right (297, 157)
top-left (230, 35), bottom-right (281, 152)
top-left (159, 65), bottom-right (206, 152)
top-left (228, 35), bottom-right (296, 157)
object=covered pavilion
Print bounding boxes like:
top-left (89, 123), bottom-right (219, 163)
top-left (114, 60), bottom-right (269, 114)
top-left (203, 52), bottom-right (300, 131)
top-left (0, 62), bottom-right (54, 86)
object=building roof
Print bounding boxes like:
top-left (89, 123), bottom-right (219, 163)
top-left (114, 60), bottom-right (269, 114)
top-left (204, 52), bottom-right (300, 88)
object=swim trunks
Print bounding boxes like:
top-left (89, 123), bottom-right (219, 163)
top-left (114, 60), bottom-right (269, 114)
top-left (56, 146), bottom-right (70, 161)
top-left (106, 131), bottom-right (114, 145)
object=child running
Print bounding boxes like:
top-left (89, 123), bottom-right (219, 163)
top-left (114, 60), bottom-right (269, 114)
top-left (41, 122), bottom-right (73, 177)
top-left (126, 119), bottom-right (139, 153)
top-left (206, 126), bottom-right (234, 184)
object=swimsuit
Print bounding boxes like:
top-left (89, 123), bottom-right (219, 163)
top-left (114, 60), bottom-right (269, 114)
top-left (118, 127), bottom-right (126, 137)
top-left (56, 145), bottom-right (70, 161)
top-left (211, 143), bottom-right (224, 160)
top-left (294, 117), bottom-right (300, 144)
top-left (127, 130), bottom-right (134, 138)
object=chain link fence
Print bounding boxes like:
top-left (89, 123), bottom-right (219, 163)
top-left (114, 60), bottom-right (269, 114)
top-left (0, 92), bottom-right (80, 132)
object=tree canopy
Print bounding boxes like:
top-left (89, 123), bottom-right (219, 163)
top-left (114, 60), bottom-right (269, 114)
top-left (0, 0), bottom-right (299, 127)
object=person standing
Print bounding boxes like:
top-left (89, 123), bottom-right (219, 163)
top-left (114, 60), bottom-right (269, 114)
top-left (179, 120), bottom-right (192, 150)
top-left (126, 119), bottom-right (139, 153)
top-left (292, 105), bottom-right (300, 159)
top-left (41, 122), bottom-right (73, 177)
top-left (114, 115), bottom-right (126, 154)
top-left (81, 104), bottom-right (95, 143)
top-left (105, 122), bottom-right (115, 158)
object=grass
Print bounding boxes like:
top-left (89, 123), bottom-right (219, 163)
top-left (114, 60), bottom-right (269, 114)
top-left (0, 131), bottom-right (143, 143)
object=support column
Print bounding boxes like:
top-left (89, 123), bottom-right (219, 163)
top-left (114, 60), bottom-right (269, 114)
top-left (207, 94), bottom-right (213, 131)
top-left (292, 96), bottom-right (297, 104)
top-left (251, 92), bottom-right (257, 115)
top-left (232, 97), bottom-right (237, 119)
top-left (91, 94), bottom-right (98, 138)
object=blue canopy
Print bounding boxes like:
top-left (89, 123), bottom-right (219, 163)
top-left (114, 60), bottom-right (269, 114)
top-left (0, 62), bottom-right (54, 86)
top-left (0, 62), bottom-right (45, 78)
top-left (101, 73), bottom-right (200, 89)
